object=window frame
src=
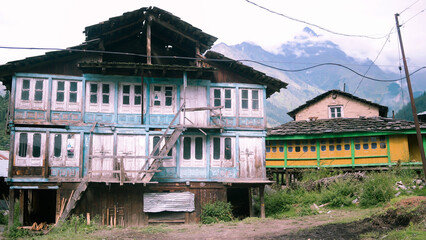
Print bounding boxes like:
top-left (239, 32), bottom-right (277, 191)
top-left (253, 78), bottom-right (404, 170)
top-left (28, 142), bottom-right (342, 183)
top-left (15, 132), bottom-right (45, 167)
top-left (211, 137), bottom-right (234, 167)
top-left (329, 105), bottom-right (343, 118)
top-left (150, 84), bottom-right (176, 114)
top-left (85, 82), bottom-right (114, 112)
top-left (210, 88), bottom-right (235, 116)
top-left (118, 83), bottom-right (143, 114)
top-left (16, 78), bottom-right (48, 110)
top-left (239, 88), bottom-right (263, 117)
top-left (181, 135), bottom-right (205, 167)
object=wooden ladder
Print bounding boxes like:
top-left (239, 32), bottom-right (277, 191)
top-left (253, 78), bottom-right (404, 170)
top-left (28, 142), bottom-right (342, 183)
top-left (57, 179), bottom-right (89, 223)
top-left (140, 127), bottom-right (184, 183)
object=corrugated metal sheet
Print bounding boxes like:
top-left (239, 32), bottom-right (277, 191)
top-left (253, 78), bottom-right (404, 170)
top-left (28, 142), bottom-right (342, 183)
top-left (0, 160), bottom-right (8, 177)
top-left (144, 192), bottom-right (195, 213)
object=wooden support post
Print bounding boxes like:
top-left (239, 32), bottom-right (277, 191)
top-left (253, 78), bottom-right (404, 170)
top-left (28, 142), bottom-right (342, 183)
top-left (120, 157), bottom-right (124, 186)
top-left (285, 171), bottom-right (289, 186)
top-left (8, 189), bottom-right (14, 228)
top-left (259, 185), bottom-right (265, 218)
top-left (146, 16), bottom-right (152, 65)
top-left (248, 188), bottom-right (255, 217)
top-left (19, 190), bottom-right (24, 225)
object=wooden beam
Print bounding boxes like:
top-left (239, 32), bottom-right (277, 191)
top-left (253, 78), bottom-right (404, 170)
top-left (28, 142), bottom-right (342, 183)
top-left (259, 185), bottom-right (265, 218)
top-left (146, 16), bottom-right (152, 65)
top-left (19, 190), bottom-right (24, 225)
top-left (8, 189), bottom-right (14, 228)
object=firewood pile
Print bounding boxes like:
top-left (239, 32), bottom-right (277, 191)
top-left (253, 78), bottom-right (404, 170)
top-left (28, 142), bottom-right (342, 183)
top-left (17, 222), bottom-right (49, 231)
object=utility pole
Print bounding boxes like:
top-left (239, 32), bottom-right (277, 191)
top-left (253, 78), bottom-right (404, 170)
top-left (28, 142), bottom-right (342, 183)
top-left (395, 13), bottom-right (426, 177)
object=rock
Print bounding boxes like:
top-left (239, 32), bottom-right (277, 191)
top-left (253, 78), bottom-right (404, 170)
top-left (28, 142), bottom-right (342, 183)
top-left (395, 192), bottom-right (401, 197)
top-left (352, 198), bottom-right (359, 204)
top-left (415, 179), bottom-right (424, 185)
top-left (412, 186), bottom-right (416, 189)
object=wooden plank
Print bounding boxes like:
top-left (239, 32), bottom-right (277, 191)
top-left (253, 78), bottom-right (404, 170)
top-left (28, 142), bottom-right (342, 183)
top-left (146, 15), bottom-right (152, 65)
top-left (43, 130), bottom-right (50, 178)
top-left (8, 189), bottom-right (14, 228)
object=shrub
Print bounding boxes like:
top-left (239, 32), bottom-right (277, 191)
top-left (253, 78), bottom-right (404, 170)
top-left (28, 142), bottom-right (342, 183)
top-left (264, 189), bottom-right (293, 217)
top-left (320, 180), bottom-right (358, 207)
top-left (201, 201), bottom-right (234, 224)
top-left (360, 172), bottom-right (396, 207)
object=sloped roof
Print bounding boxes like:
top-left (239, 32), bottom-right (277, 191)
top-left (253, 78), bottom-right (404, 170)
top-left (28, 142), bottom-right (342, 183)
top-left (84, 7), bottom-right (217, 53)
top-left (268, 117), bottom-right (426, 136)
top-left (204, 51), bottom-right (287, 97)
top-left (287, 89), bottom-right (388, 119)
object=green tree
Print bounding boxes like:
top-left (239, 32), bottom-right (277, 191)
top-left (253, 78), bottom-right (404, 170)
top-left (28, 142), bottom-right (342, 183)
top-left (395, 92), bottom-right (426, 121)
top-left (0, 91), bottom-right (10, 150)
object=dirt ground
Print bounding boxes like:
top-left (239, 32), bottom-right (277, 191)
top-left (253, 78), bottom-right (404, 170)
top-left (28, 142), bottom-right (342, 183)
top-left (89, 196), bottom-right (425, 240)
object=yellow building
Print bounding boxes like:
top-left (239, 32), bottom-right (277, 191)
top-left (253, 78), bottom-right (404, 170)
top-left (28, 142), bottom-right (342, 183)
top-left (266, 90), bottom-right (424, 179)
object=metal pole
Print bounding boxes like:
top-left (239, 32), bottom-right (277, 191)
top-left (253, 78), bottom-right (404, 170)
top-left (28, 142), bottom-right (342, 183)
top-left (395, 13), bottom-right (426, 176)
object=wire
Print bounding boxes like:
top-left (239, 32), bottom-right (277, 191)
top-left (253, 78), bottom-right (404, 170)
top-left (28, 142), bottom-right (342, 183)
top-left (399, 0), bottom-right (421, 15)
top-left (1, 45), bottom-right (425, 82)
top-left (352, 27), bottom-right (395, 97)
top-left (245, 0), bottom-right (389, 39)
top-left (400, 9), bottom-right (426, 26)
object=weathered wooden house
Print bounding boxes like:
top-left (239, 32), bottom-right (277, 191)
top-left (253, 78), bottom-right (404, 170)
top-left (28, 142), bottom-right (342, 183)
top-left (266, 90), bottom-right (424, 184)
top-left (0, 7), bottom-right (287, 226)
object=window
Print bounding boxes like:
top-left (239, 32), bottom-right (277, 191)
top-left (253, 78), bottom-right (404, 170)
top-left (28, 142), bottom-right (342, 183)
top-left (153, 136), bottom-right (161, 156)
top-left (86, 82), bottom-right (114, 112)
top-left (214, 138), bottom-right (221, 159)
top-left (355, 144), bottom-right (361, 150)
top-left (329, 106), bottom-right (343, 118)
top-left (212, 88), bottom-right (234, 115)
top-left (371, 143), bottom-right (377, 149)
top-left (52, 80), bottom-right (81, 112)
top-left (151, 85), bottom-right (175, 114)
top-left (34, 80), bottom-right (44, 101)
top-left (279, 147), bottom-right (284, 152)
top-left (33, 134), bottom-right (41, 158)
top-left (21, 79), bottom-right (30, 100)
top-left (266, 147), bottom-right (270, 153)
top-left (329, 145), bottom-right (335, 151)
top-left (336, 145), bottom-right (342, 151)
top-left (18, 133), bottom-right (28, 157)
top-left (303, 146), bottom-right (308, 152)
top-left (363, 143), bottom-right (369, 150)
top-left (17, 78), bottom-right (47, 110)
top-left (195, 137), bottom-right (203, 160)
top-left (224, 138), bottom-right (232, 160)
top-left (212, 137), bottom-right (233, 163)
top-left (181, 136), bottom-right (205, 166)
top-left (272, 147), bottom-right (277, 152)
top-left (240, 89), bottom-right (262, 116)
top-left (67, 134), bottom-right (75, 158)
top-left (288, 147), bottom-right (293, 152)
top-left (57, 81), bottom-right (65, 102)
top-left (295, 146), bottom-right (300, 152)
top-left (54, 134), bottom-right (62, 157)
top-left (119, 83), bottom-right (143, 114)
top-left (344, 144), bottom-right (350, 150)
top-left (321, 146), bottom-right (326, 151)
top-left (380, 142), bottom-right (386, 149)
top-left (310, 146), bottom-right (316, 152)
top-left (69, 82), bottom-right (78, 103)
top-left (183, 137), bottom-right (191, 160)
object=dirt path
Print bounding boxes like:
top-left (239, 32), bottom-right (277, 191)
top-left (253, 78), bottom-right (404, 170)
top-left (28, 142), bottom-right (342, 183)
top-left (91, 208), bottom-right (380, 240)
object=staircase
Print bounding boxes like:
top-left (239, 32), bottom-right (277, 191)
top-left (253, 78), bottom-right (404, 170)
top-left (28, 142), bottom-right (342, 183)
top-left (140, 127), bottom-right (184, 183)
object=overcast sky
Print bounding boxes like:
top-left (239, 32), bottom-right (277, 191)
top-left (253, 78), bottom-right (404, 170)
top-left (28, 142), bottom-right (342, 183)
top-left (1, 0), bottom-right (425, 73)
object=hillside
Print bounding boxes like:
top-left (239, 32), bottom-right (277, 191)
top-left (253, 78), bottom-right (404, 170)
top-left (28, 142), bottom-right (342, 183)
top-left (395, 92), bottom-right (426, 121)
top-left (212, 27), bottom-right (426, 126)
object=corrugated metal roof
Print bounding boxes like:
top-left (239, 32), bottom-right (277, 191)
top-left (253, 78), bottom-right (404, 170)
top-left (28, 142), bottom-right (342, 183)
top-left (0, 160), bottom-right (8, 177)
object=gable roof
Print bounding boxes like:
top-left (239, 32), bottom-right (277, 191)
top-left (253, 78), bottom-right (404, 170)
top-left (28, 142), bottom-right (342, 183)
top-left (268, 117), bottom-right (426, 136)
top-left (287, 89), bottom-right (388, 119)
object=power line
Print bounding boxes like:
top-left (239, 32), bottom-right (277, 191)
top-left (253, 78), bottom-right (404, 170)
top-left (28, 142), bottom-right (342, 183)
top-left (400, 8), bottom-right (426, 26)
top-left (399, 0), bottom-right (421, 15)
top-left (245, 0), bottom-right (389, 39)
top-left (0, 45), bottom-right (425, 82)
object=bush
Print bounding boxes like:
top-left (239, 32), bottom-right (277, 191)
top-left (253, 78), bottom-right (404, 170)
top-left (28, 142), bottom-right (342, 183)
top-left (0, 210), bottom-right (7, 225)
top-left (201, 201), bottom-right (234, 224)
top-left (320, 180), bottom-right (358, 207)
top-left (360, 172), bottom-right (396, 207)
top-left (264, 190), bottom-right (292, 217)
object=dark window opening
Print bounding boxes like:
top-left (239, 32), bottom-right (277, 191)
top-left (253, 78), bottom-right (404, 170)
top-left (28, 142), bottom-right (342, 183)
top-left (225, 138), bottom-right (232, 160)
top-left (33, 134), bottom-right (41, 158)
top-left (183, 137), bottom-right (191, 160)
top-left (19, 133), bottom-right (28, 157)
top-left (213, 138), bottom-right (221, 159)
top-left (195, 137), bottom-right (203, 160)
top-left (54, 134), bottom-right (61, 157)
